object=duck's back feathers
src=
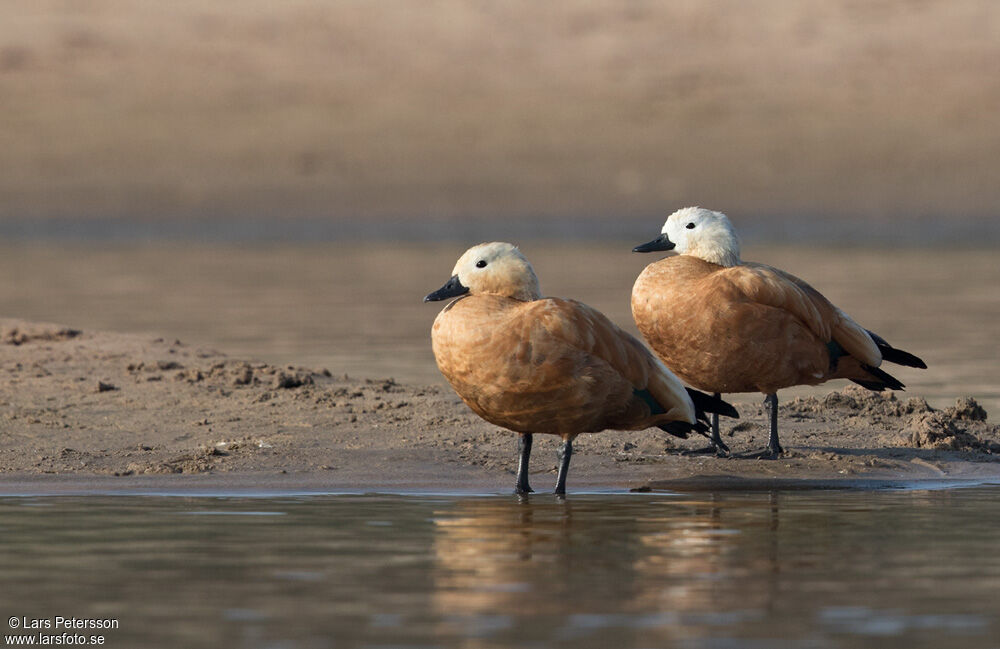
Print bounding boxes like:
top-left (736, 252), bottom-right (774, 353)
top-left (432, 295), bottom-right (700, 436)
top-left (526, 297), bottom-right (698, 425)
top-left (723, 263), bottom-right (831, 342)
top-left (632, 256), bottom-right (893, 394)
top-left (727, 263), bottom-right (883, 368)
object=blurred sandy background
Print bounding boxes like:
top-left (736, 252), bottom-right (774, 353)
top-left (1, 0), bottom-right (998, 233)
top-left (0, 2), bottom-right (997, 411)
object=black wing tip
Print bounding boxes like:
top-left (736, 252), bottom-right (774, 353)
top-left (657, 421), bottom-right (690, 438)
top-left (855, 364), bottom-right (906, 392)
top-left (658, 419), bottom-right (710, 439)
top-left (850, 379), bottom-right (889, 391)
top-left (686, 388), bottom-right (740, 419)
top-left (866, 330), bottom-right (927, 369)
top-left (885, 349), bottom-right (927, 369)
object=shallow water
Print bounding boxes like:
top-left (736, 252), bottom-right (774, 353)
top-left (2, 487), bottom-right (999, 648)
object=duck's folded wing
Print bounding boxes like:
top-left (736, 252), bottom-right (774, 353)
top-left (526, 298), bottom-right (695, 422)
top-left (718, 264), bottom-right (881, 367)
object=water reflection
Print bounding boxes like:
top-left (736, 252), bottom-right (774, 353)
top-left (0, 489), bottom-right (998, 648)
top-left (429, 495), bottom-right (769, 647)
top-left (426, 491), bottom-right (999, 648)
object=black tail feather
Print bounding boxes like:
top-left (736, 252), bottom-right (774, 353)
top-left (686, 388), bottom-right (739, 419)
top-left (658, 418), bottom-right (708, 439)
top-left (853, 363), bottom-right (906, 392)
top-left (644, 387), bottom-right (735, 439)
top-left (661, 388), bottom-right (737, 440)
top-left (866, 330), bottom-right (927, 369)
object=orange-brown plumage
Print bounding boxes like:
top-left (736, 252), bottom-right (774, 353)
top-left (433, 294), bottom-right (694, 436)
top-left (632, 256), bottom-right (881, 395)
top-left (426, 241), bottom-right (733, 493)
top-left (631, 207), bottom-right (925, 457)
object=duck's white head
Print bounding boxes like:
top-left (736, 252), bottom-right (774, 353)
top-left (424, 242), bottom-right (541, 303)
top-left (633, 207), bottom-right (741, 267)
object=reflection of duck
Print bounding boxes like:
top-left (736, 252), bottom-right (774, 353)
top-left (425, 242), bottom-right (736, 494)
top-left (633, 207), bottom-right (926, 457)
top-left (632, 498), bottom-right (731, 609)
top-left (428, 495), bottom-right (785, 646)
top-left (632, 495), bottom-right (782, 612)
top-left (431, 499), bottom-right (575, 619)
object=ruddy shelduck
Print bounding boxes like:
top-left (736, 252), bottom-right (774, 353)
top-left (425, 242), bottom-right (737, 494)
top-left (632, 208), bottom-right (926, 458)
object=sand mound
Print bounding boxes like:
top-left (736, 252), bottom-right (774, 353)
top-left (784, 385), bottom-right (934, 419)
top-left (944, 397), bottom-right (989, 422)
top-left (784, 386), bottom-right (998, 453)
top-left (901, 412), bottom-right (984, 451)
top-left (2, 323), bottom-right (81, 346)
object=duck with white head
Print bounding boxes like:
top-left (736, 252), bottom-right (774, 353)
top-left (632, 207), bottom-right (926, 458)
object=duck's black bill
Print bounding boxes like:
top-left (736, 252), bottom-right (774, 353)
top-left (424, 275), bottom-right (470, 302)
top-left (632, 233), bottom-right (676, 253)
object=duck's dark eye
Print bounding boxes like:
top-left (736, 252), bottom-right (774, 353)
top-left (475, 260), bottom-right (487, 268)
top-left (685, 222), bottom-right (696, 229)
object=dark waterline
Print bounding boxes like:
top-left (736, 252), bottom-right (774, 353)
top-left (2, 488), bottom-right (999, 648)
top-left (0, 214), bottom-right (998, 246)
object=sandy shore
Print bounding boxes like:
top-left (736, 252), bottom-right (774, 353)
top-left (1, 319), bottom-right (997, 495)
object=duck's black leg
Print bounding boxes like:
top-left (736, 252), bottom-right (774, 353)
top-left (554, 437), bottom-right (573, 496)
top-left (762, 393), bottom-right (784, 458)
top-left (743, 393), bottom-right (784, 459)
top-left (515, 433), bottom-right (534, 494)
top-left (682, 393), bottom-right (730, 457)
